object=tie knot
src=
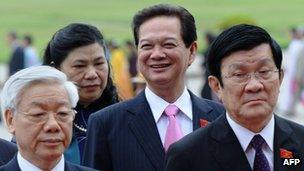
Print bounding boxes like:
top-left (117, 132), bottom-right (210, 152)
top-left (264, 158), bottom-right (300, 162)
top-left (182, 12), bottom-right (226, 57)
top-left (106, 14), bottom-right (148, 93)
top-left (250, 134), bottom-right (266, 150)
top-left (164, 105), bottom-right (179, 116)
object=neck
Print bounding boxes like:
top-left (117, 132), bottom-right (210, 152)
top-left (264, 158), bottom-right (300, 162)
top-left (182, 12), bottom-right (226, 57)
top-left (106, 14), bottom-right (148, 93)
top-left (21, 152), bottom-right (61, 171)
top-left (79, 101), bottom-right (90, 108)
top-left (147, 82), bottom-right (185, 103)
top-left (237, 115), bottom-right (272, 133)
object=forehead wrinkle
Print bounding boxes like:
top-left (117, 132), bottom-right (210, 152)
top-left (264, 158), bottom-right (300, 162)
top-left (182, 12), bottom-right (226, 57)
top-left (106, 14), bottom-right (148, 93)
top-left (29, 100), bottom-right (70, 107)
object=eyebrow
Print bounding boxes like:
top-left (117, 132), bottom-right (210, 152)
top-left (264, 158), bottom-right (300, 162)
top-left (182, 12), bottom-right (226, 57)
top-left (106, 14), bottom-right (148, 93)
top-left (139, 37), bottom-right (178, 44)
top-left (73, 56), bottom-right (106, 63)
top-left (93, 56), bottom-right (106, 62)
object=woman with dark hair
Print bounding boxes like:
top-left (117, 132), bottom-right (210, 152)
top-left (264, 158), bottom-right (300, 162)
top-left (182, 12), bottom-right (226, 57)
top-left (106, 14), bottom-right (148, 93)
top-left (43, 23), bottom-right (119, 164)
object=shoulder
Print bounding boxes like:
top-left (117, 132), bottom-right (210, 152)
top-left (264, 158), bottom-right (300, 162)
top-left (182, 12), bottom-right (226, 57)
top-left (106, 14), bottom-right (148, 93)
top-left (202, 98), bottom-right (225, 112)
top-left (90, 98), bottom-right (136, 119)
top-left (189, 91), bottom-right (225, 113)
top-left (276, 115), bottom-right (304, 133)
top-left (0, 139), bottom-right (17, 162)
top-left (90, 92), bottom-right (146, 120)
top-left (65, 161), bottom-right (98, 171)
top-left (166, 123), bottom-right (214, 170)
top-left (0, 155), bottom-right (19, 170)
top-left (0, 139), bottom-right (16, 149)
top-left (169, 123), bottom-right (213, 157)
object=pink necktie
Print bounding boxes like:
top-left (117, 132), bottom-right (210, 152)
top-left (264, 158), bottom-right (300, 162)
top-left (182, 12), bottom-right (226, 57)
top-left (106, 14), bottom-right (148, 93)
top-left (164, 104), bottom-right (183, 151)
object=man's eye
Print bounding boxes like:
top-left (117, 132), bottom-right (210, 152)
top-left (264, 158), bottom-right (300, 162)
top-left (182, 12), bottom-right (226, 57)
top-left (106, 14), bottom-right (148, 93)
top-left (258, 70), bottom-right (272, 77)
top-left (58, 112), bottom-right (70, 117)
top-left (30, 113), bottom-right (45, 118)
top-left (232, 73), bottom-right (246, 77)
top-left (94, 62), bottom-right (104, 66)
top-left (258, 70), bottom-right (271, 74)
top-left (163, 43), bottom-right (176, 49)
top-left (140, 44), bottom-right (152, 50)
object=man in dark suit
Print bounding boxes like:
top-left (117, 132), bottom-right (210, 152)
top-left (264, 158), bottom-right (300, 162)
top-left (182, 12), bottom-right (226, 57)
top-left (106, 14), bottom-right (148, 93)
top-left (0, 66), bottom-right (96, 171)
top-left (0, 138), bottom-right (17, 166)
top-left (83, 4), bottom-right (224, 171)
top-left (0, 155), bottom-right (95, 171)
top-left (6, 31), bottom-right (25, 76)
top-left (166, 24), bottom-right (304, 171)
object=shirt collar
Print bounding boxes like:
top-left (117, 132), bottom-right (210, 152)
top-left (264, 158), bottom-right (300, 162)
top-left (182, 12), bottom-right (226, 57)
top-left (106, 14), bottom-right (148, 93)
top-left (226, 113), bottom-right (274, 152)
top-left (17, 152), bottom-right (65, 171)
top-left (145, 86), bottom-right (192, 122)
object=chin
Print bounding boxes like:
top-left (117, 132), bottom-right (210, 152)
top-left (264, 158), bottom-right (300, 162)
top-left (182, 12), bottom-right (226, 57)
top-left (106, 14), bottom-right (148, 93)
top-left (242, 107), bottom-right (271, 119)
top-left (150, 77), bottom-right (171, 86)
top-left (39, 151), bottom-right (62, 161)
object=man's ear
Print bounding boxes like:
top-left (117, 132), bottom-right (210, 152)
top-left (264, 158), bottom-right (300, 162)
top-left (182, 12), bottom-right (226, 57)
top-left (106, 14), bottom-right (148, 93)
top-left (4, 109), bottom-right (16, 135)
top-left (188, 41), bottom-right (197, 66)
top-left (208, 75), bottom-right (222, 101)
top-left (279, 69), bottom-right (284, 85)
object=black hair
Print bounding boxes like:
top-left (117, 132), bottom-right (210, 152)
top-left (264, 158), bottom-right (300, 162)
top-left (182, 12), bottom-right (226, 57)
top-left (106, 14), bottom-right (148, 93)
top-left (43, 23), bottom-right (119, 104)
top-left (24, 34), bottom-right (33, 45)
top-left (132, 4), bottom-right (197, 48)
top-left (206, 24), bottom-right (282, 85)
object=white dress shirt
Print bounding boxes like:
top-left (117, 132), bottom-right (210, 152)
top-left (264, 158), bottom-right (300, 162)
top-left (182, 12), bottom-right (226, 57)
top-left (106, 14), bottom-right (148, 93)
top-left (17, 152), bottom-right (65, 171)
top-left (226, 113), bottom-right (274, 171)
top-left (145, 86), bottom-right (193, 144)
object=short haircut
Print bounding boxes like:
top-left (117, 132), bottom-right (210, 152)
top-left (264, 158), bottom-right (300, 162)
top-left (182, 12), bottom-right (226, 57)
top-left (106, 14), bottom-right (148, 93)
top-left (43, 23), bottom-right (107, 67)
top-left (132, 4), bottom-right (197, 48)
top-left (42, 23), bottom-right (119, 105)
top-left (1, 66), bottom-right (79, 115)
top-left (23, 34), bottom-right (33, 45)
top-left (206, 24), bottom-right (282, 85)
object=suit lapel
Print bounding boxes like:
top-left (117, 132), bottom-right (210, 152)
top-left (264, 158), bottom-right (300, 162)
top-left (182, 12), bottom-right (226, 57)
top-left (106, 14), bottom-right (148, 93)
top-left (273, 115), bottom-right (303, 171)
top-left (190, 91), bottom-right (214, 130)
top-left (127, 92), bottom-right (165, 170)
top-left (2, 155), bottom-right (21, 171)
top-left (210, 115), bottom-right (252, 170)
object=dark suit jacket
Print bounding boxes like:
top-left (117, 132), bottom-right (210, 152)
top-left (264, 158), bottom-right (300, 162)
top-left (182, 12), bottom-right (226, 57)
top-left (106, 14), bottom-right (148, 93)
top-left (0, 138), bottom-right (17, 166)
top-left (9, 46), bottom-right (24, 76)
top-left (83, 91), bottom-right (225, 171)
top-left (166, 114), bottom-right (304, 171)
top-left (0, 155), bottom-right (97, 171)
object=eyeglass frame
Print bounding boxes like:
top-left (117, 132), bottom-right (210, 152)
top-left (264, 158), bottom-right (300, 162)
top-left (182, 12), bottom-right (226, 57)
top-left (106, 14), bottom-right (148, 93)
top-left (15, 108), bottom-right (77, 124)
top-left (222, 69), bottom-right (281, 84)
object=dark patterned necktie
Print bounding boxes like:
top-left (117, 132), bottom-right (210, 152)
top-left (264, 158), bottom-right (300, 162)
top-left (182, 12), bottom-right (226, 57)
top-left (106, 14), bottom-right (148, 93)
top-left (250, 134), bottom-right (270, 171)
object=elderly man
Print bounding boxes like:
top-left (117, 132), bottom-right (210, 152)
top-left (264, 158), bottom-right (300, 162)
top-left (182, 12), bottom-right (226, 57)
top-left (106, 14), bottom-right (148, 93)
top-left (83, 4), bottom-right (224, 171)
top-left (166, 24), bottom-right (304, 171)
top-left (0, 66), bottom-right (96, 171)
top-left (0, 138), bottom-right (17, 166)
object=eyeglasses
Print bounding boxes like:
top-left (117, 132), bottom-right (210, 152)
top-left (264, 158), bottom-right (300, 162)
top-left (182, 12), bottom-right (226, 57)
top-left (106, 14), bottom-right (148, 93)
top-left (19, 109), bottom-right (76, 123)
top-left (223, 69), bottom-right (280, 84)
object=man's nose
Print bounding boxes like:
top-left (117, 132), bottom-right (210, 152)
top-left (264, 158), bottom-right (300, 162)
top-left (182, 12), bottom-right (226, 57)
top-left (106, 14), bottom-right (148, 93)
top-left (244, 75), bottom-right (264, 92)
top-left (150, 46), bottom-right (166, 59)
top-left (43, 114), bottom-right (60, 133)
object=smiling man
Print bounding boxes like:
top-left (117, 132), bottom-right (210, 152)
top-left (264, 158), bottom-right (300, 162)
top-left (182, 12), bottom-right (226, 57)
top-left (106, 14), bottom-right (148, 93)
top-left (83, 4), bottom-right (224, 171)
top-left (166, 24), bottom-right (304, 171)
top-left (0, 66), bottom-right (96, 171)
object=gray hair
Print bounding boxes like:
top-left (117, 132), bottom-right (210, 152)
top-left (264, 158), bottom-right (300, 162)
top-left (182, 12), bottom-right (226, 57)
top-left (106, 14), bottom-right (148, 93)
top-left (1, 66), bottom-right (79, 115)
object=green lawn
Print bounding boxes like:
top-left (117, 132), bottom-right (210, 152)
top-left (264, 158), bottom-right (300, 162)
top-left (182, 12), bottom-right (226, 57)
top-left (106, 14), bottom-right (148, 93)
top-left (1, 0), bottom-right (303, 62)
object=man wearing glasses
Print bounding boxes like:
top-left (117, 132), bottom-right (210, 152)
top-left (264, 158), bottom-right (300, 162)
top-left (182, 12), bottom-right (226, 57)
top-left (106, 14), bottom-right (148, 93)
top-left (166, 24), bottom-right (304, 170)
top-left (0, 66), bottom-right (96, 171)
